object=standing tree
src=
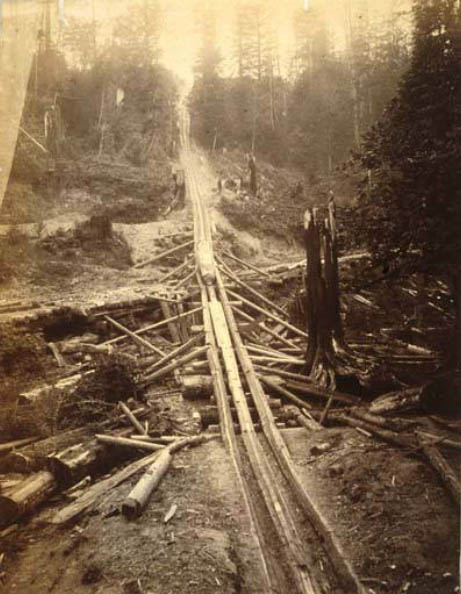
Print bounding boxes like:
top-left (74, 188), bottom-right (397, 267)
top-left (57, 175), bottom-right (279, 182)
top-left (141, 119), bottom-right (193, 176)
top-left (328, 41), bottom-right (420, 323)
top-left (189, 1), bottom-right (224, 151)
top-left (356, 0), bottom-right (461, 367)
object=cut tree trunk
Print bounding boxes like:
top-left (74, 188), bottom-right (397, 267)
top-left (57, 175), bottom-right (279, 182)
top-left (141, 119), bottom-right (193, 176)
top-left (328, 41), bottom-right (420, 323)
top-left (121, 448), bottom-right (171, 519)
top-left (180, 374), bottom-right (214, 400)
top-left (0, 471), bottom-right (56, 526)
top-left (417, 436), bottom-right (460, 505)
top-left (52, 451), bottom-right (160, 524)
top-left (121, 435), bottom-right (210, 519)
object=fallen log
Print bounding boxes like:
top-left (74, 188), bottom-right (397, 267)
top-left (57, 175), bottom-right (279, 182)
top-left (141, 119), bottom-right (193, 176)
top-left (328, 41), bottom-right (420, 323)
top-left (95, 435), bottom-right (165, 452)
top-left (232, 306), bottom-right (302, 351)
top-left (51, 451), bottom-right (160, 524)
top-left (250, 355), bottom-right (305, 366)
top-left (0, 471), bottom-right (56, 526)
top-left (350, 409), bottom-right (412, 432)
top-left (285, 406), bottom-right (322, 432)
top-left (122, 448), bottom-right (171, 519)
top-left (0, 427), bottom-right (95, 473)
top-left (415, 430), bottom-right (461, 451)
top-left (158, 257), bottom-right (193, 284)
top-left (221, 250), bottom-right (272, 278)
top-left (46, 438), bottom-right (127, 487)
top-left (0, 437), bottom-right (39, 455)
top-left (254, 368), bottom-right (360, 406)
top-left (227, 289), bottom-right (308, 340)
top-left (310, 411), bottom-right (414, 450)
top-left (119, 402), bottom-right (146, 436)
top-left (104, 315), bottom-right (165, 356)
top-left (142, 345), bottom-right (208, 385)
top-left (121, 435), bottom-right (210, 518)
top-left (218, 261), bottom-right (288, 318)
top-left (134, 239), bottom-right (194, 269)
top-left (174, 268), bottom-right (197, 289)
top-left (417, 436), bottom-right (461, 505)
top-left (369, 387), bottom-right (422, 416)
top-left (180, 374), bottom-right (214, 400)
top-left (144, 333), bottom-right (204, 376)
top-left (102, 306), bottom-right (202, 347)
top-left (259, 375), bottom-right (313, 411)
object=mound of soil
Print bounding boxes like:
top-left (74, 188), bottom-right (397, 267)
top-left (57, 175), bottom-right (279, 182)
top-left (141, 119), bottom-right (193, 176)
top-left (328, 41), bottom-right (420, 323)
top-left (0, 323), bottom-right (49, 404)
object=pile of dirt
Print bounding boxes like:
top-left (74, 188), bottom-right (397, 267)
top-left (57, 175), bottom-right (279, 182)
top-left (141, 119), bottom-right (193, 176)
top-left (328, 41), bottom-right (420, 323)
top-left (57, 352), bottom-right (144, 431)
top-left (40, 215), bottom-right (133, 270)
top-left (0, 323), bottom-right (49, 404)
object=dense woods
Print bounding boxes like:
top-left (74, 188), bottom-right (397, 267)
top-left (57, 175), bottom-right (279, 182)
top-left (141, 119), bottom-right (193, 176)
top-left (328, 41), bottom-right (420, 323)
top-left (10, 0), bottom-right (176, 185)
top-left (189, 1), bottom-right (411, 174)
top-left (355, 0), bottom-right (461, 367)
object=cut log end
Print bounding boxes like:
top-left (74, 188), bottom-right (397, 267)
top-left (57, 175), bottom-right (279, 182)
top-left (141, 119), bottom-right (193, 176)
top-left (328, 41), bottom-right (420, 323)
top-left (121, 498), bottom-right (140, 520)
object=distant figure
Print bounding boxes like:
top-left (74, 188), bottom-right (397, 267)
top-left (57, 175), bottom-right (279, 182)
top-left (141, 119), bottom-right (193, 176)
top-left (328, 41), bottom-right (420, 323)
top-left (217, 178), bottom-right (223, 194)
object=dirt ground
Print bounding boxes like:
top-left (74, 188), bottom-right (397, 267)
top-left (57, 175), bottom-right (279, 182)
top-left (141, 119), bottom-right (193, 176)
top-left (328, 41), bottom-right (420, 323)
top-left (0, 441), bottom-right (266, 594)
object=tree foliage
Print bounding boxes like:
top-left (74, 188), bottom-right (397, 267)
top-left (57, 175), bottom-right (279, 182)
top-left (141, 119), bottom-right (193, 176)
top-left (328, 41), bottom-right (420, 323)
top-left (189, 1), bottom-right (410, 174)
top-left (355, 0), bottom-right (461, 278)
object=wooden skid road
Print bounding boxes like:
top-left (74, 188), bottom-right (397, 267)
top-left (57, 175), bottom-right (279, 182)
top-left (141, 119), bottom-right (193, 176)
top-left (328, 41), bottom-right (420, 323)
top-left (179, 107), bottom-right (365, 594)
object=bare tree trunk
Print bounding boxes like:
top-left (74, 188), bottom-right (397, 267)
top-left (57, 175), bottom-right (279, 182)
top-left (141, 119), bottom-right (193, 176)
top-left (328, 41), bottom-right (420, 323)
top-left (328, 197), bottom-right (345, 347)
top-left (304, 209), bottom-right (321, 372)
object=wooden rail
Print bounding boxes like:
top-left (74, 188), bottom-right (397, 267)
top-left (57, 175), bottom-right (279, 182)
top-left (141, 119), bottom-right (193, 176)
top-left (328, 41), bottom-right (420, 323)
top-left (177, 103), bottom-right (366, 594)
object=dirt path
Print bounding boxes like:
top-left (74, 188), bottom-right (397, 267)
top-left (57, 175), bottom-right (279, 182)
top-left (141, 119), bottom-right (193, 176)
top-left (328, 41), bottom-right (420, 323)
top-left (1, 441), bottom-right (267, 594)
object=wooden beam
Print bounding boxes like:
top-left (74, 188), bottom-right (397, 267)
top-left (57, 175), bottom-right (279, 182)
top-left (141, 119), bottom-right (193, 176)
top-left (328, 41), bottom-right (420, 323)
top-left (134, 240), bottom-right (194, 269)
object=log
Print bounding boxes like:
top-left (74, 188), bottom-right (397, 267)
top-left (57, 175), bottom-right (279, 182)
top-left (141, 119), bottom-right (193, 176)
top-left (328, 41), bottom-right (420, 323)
top-left (198, 405), bottom-right (291, 428)
top-left (47, 342), bottom-right (66, 367)
top-left (95, 435), bottom-right (165, 452)
top-left (144, 333), bottom-right (204, 376)
top-left (285, 406), bottom-right (322, 431)
top-left (254, 367), bottom-right (360, 406)
top-left (180, 374), bottom-right (214, 400)
top-left (0, 437), bottom-right (39, 455)
top-left (0, 471), bottom-right (56, 526)
top-left (122, 449), bottom-right (172, 519)
top-left (217, 260), bottom-right (288, 318)
top-left (350, 409), bottom-right (412, 432)
top-left (174, 268), bottom-right (197, 289)
top-left (104, 315), bottom-right (165, 356)
top-left (415, 431), bottom-right (461, 450)
top-left (142, 345), bottom-right (208, 385)
top-left (158, 257), bottom-right (193, 283)
top-left (160, 301), bottom-right (181, 343)
top-left (52, 451), bottom-right (160, 524)
top-left (0, 427), bottom-right (95, 473)
top-left (259, 375), bottom-right (313, 411)
top-left (119, 402), bottom-right (146, 435)
top-left (121, 435), bottom-right (211, 518)
top-left (47, 440), bottom-right (114, 487)
top-left (221, 250), bottom-right (272, 278)
top-left (311, 411), bottom-right (414, 450)
top-left (232, 306), bottom-right (302, 351)
top-left (227, 289), bottom-right (308, 340)
top-left (369, 387), bottom-right (422, 416)
top-left (134, 239), bottom-right (194, 269)
top-left (417, 437), bottom-right (461, 505)
top-left (102, 306), bottom-right (202, 347)
top-left (249, 355), bottom-right (305, 366)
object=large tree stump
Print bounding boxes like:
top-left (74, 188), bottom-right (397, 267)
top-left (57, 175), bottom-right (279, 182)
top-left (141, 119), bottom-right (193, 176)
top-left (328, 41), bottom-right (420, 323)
top-left (304, 202), bottom-right (360, 391)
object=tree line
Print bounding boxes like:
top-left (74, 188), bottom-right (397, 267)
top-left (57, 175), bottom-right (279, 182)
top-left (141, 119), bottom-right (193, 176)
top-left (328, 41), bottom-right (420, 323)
top-left (189, 1), bottom-right (411, 177)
